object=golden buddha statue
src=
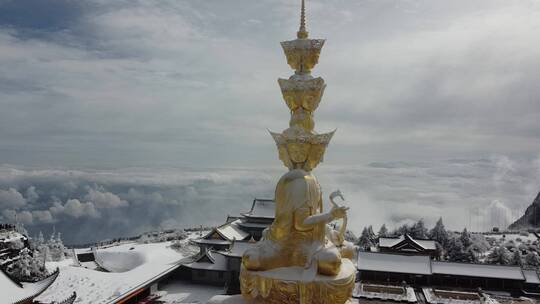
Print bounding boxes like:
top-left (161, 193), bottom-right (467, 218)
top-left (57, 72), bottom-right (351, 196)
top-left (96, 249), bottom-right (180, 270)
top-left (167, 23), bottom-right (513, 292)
top-left (242, 128), bottom-right (356, 273)
top-left (239, 1), bottom-right (357, 303)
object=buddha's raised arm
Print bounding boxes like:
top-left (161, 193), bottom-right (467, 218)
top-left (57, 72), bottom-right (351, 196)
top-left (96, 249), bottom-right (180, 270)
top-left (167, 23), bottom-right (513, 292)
top-left (294, 204), bottom-right (348, 232)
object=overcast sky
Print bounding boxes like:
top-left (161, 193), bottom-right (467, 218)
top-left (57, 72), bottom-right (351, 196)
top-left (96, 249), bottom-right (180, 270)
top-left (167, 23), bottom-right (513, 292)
top-left (1, 0), bottom-right (540, 243)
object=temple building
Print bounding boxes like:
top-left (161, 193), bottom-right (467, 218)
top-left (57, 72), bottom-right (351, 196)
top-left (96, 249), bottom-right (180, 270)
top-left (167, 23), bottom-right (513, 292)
top-left (378, 234), bottom-right (437, 257)
top-left (356, 251), bottom-right (540, 297)
top-left (178, 198), bottom-right (274, 294)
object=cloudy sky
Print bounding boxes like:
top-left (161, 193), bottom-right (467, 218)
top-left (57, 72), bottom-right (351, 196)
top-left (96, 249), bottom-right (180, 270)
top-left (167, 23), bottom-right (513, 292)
top-left (1, 0), bottom-right (540, 244)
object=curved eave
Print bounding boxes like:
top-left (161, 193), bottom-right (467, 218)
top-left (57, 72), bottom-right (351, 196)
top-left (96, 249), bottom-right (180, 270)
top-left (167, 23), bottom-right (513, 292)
top-left (192, 239), bottom-right (231, 246)
top-left (12, 268), bottom-right (60, 304)
top-left (237, 222), bottom-right (270, 229)
top-left (240, 213), bottom-right (275, 220)
top-left (54, 291), bottom-right (77, 304)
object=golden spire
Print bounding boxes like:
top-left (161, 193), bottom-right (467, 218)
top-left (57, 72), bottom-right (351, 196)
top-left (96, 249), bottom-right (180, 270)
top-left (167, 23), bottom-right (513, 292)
top-left (297, 0), bottom-right (308, 39)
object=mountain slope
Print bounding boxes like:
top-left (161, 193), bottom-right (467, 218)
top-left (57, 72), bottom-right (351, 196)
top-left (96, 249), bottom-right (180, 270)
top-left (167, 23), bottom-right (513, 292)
top-left (509, 192), bottom-right (540, 230)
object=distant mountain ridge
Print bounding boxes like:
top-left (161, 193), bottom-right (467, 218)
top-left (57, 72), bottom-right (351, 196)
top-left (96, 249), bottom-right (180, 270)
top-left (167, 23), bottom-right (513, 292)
top-left (509, 192), bottom-right (540, 230)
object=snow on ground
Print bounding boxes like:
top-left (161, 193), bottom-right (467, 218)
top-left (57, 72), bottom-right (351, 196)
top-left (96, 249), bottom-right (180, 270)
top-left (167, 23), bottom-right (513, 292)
top-left (485, 232), bottom-right (539, 245)
top-left (36, 241), bottom-right (186, 304)
top-left (157, 281), bottom-right (225, 303)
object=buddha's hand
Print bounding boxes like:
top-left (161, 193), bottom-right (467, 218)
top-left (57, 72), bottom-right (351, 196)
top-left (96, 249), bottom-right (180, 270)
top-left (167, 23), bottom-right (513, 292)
top-left (330, 205), bottom-right (349, 220)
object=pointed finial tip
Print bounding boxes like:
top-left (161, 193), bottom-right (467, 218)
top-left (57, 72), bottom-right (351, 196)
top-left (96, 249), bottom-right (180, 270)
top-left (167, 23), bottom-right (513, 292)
top-left (297, 0), bottom-right (308, 39)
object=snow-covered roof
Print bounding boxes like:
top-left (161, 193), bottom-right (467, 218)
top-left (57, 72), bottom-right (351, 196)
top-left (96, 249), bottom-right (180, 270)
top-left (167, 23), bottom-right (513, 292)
top-left (237, 221), bottom-right (269, 229)
top-left (379, 234), bottom-right (436, 251)
top-left (357, 252), bottom-right (432, 275)
top-left (37, 241), bottom-right (185, 304)
top-left (431, 261), bottom-right (524, 280)
top-left (242, 199), bottom-right (275, 219)
top-left (379, 235), bottom-right (404, 247)
top-left (1, 268), bottom-right (59, 304)
top-left (219, 241), bottom-right (255, 258)
top-left (414, 239), bottom-right (436, 250)
top-left (522, 270), bottom-right (540, 284)
top-left (184, 250), bottom-right (228, 271)
top-left (192, 239), bottom-right (231, 246)
top-left (199, 219), bottom-right (249, 243)
top-left (216, 219), bottom-right (249, 241)
top-left (358, 252), bottom-right (528, 281)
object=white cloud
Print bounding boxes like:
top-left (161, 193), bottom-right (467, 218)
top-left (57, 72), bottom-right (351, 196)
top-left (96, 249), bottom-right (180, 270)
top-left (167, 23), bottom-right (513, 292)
top-left (2, 209), bottom-right (33, 225)
top-left (0, 154), bottom-right (538, 244)
top-left (0, 187), bottom-right (26, 209)
top-left (0, 0), bottom-right (536, 168)
top-left (17, 211), bottom-right (33, 225)
top-left (84, 188), bottom-right (128, 209)
top-left (32, 210), bottom-right (55, 224)
top-left (62, 199), bottom-right (100, 219)
top-left (25, 186), bottom-right (39, 203)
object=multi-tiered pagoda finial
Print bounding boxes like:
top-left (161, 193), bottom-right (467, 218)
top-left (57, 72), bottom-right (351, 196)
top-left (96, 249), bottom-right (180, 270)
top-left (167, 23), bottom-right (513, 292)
top-left (269, 0), bottom-right (334, 172)
top-left (297, 0), bottom-right (308, 39)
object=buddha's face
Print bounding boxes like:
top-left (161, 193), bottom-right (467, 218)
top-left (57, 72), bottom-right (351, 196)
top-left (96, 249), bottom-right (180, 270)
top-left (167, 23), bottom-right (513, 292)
top-left (287, 143), bottom-right (309, 163)
top-left (306, 144), bottom-right (326, 170)
top-left (277, 146), bottom-right (293, 169)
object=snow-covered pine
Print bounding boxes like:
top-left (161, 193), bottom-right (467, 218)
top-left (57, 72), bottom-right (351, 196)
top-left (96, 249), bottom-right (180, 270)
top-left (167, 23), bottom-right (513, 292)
top-left (429, 217), bottom-right (449, 247)
top-left (511, 249), bottom-right (522, 266)
top-left (486, 246), bottom-right (511, 265)
top-left (460, 228), bottom-right (472, 248)
top-left (411, 219), bottom-right (428, 239)
top-left (358, 227), bottom-right (374, 250)
top-left (344, 229), bottom-right (358, 243)
top-left (377, 224), bottom-right (388, 238)
top-left (524, 251), bottom-right (540, 267)
top-left (7, 247), bottom-right (49, 282)
top-left (446, 237), bottom-right (465, 262)
top-left (367, 225), bottom-right (376, 240)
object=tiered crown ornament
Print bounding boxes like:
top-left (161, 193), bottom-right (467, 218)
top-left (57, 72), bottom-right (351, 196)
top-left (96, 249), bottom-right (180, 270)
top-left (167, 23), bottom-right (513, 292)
top-left (270, 0), bottom-right (335, 172)
top-left (240, 1), bottom-right (357, 303)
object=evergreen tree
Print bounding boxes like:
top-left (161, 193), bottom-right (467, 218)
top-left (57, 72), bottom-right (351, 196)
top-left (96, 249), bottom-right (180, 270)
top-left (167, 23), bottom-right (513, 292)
top-left (525, 252), bottom-right (540, 267)
top-left (511, 250), bottom-right (522, 266)
top-left (487, 246), bottom-right (511, 265)
top-left (393, 224), bottom-right (410, 236)
top-left (434, 241), bottom-right (445, 260)
top-left (344, 230), bottom-right (358, 243)
top-left (460, 228), bottom-right (472, 248)
top-left (411, 219), bottom-right (428, 239)
top-left (378, 224), bottom-right (388, 238)
top-left (8, 248), bottom-right (48, 281)
top-left (37, 231), bottom-right (45, 247)
top-left (367, 225), bottom-right (376, 240)
top-left (446, 237), bottom-right (466, 262)
top-left (429, 217), bottom-right (449, 247)
top-left (465, 247), bottom-right (479, 263)
top-left (15, 222), bottom-right (28, 237)
top-left (14, 248), bottom-right (32, 279)
top-left (357, 227), bottom-right (374, 251)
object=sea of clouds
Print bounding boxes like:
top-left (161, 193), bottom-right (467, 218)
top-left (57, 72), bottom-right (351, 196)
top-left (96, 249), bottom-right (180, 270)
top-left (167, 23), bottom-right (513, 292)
top-left (1, 155), bottom-right (539, 245)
